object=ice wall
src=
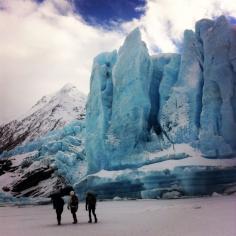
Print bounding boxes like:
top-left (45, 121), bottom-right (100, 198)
top-left (86, 16), bottom-right (236, 175)
top-left (197, 16), bottom-right (236, 157)
top-left (86, 29), bottom-right (152, 172)
top-left (158, 30), bottom-right (202, 146)
top-left (86, 50), bottom-right (117, 173)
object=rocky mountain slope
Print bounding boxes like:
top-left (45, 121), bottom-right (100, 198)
top-left (0, 84), bottom-right (86, 154)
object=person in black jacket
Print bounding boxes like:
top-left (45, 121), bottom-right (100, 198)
top-left (86, 192), bottom-right (97, 223)
top-left (52, 195), bottom-right (65, 225)
top-left (67, 191), bottom-right (79, 224)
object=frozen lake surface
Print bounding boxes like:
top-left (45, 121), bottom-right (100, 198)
top-left (0, 196), bottom-right (236, 236)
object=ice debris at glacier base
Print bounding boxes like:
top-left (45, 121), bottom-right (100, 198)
top-left (75, 143), bottom-right (236, 199)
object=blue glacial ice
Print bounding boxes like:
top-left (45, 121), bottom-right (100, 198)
top-left (197, 16), bottom-right (236, 157)
top-left (1, 120), bottom-right (87, 185)
top-left (75, 144), bottom-right (236, 199)
top-left (82, 16), bottom-right (236, 198)
top-left (86, 16), bottom-right (236, 171)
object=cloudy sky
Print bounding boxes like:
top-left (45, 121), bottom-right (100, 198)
top-left (0, 0), bottom-right (236, 124)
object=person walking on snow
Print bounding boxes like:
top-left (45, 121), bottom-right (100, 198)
top-left (68, 191), bottom-right (79, 224)
top-left (52, 195), bottom-right (64, 225)
top-left (86, 192), bottom-right (97, 223)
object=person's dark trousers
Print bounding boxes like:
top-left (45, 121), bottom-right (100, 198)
top-left (71, 208), bottom-right (77, 223)
top-left (88, 206), bottom-right (97, 223)
top-left (56, 209), bottom-right (63, 225)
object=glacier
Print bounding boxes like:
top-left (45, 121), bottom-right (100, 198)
top-left (0, 120), bottom-right (86, 198)
top-left (82, 16), bottom-right (236, 198)
top-left (86, 16), bottom-right (236, 171)
top-left (1, 16), bottom-right (236, 201)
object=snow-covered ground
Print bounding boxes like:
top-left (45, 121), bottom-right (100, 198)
top-left (0, 196), bottom-right (235, 236)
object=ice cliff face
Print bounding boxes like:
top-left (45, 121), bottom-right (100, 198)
top-left (86, 16), bottom-right (236, 174)
top-left (86, 29), bottom-right (152, 172)
top-left (82, 16), bottom-right (236, 198)
top-left (0, 84), bottom-right (86, 154)
top-left (197, 17), bottom-right (236, 156)
top-left (75, 16), bottom-right (236, 198)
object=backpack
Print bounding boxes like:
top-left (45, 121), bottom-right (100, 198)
top-left (70, 195), bottom-right (79, 208)
top-left (87, 193), bottom-right (96, 206)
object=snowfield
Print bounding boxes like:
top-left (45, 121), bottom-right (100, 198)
top-left (0, 196), bottom-right (236, 236)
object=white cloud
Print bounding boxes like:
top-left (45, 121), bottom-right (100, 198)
top-left (0, 0), bottom-right (124, 123)
top-left (0, 0), bottom-right (236, 123)
top-left (135, 0), bottom-right (236, 53)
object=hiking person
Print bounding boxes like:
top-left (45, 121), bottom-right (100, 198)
top-left (67, 191), bottom-right (79, 224)
top-left (52, 195), bottom-right (65, 225)
top-left (86, 192), bottom-right (97, 223)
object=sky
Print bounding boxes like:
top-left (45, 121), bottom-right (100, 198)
top-left (0, 0), bottom-right (236, 124)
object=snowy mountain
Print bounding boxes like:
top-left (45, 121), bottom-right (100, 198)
top-left (0, 84), bottom-right (86, 154)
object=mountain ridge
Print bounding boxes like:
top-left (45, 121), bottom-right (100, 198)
top-left (0, 83), bottom-right (86, 154)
